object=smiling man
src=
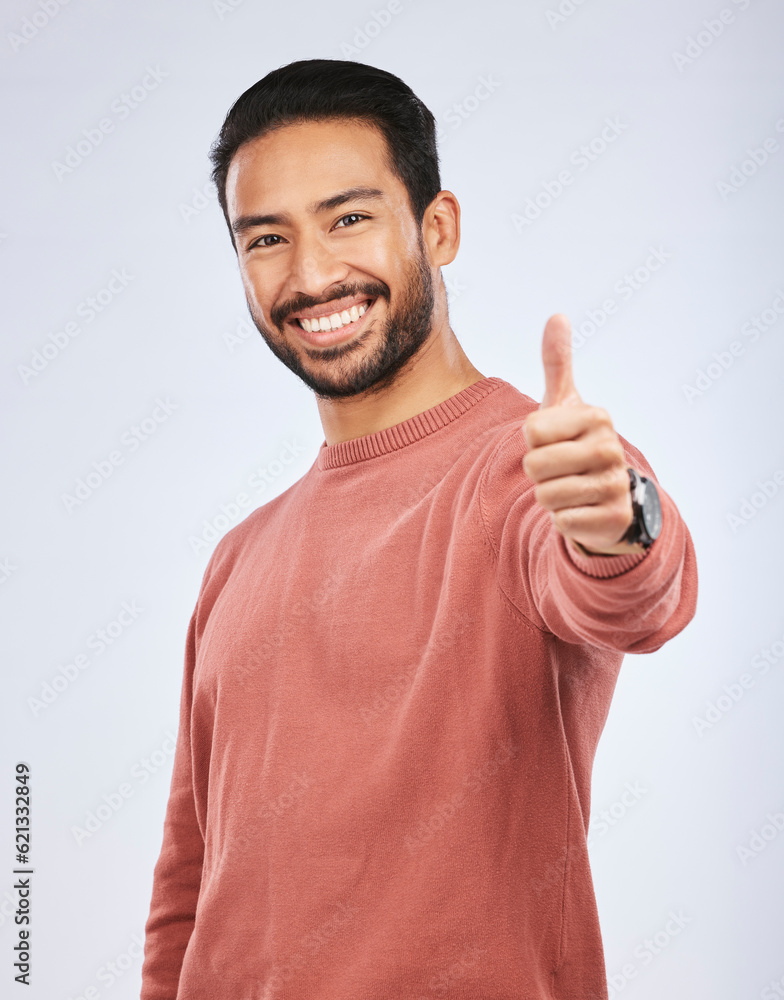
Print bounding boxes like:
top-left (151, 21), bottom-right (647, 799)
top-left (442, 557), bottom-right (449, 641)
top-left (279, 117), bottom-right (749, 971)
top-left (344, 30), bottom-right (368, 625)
top-left (140, 60), bottom-right (698, 1000)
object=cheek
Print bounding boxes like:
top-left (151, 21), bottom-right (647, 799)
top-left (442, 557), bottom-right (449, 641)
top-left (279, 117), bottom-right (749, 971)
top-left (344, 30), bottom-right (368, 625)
top-left (240, 265), bottom-right (274, 312)
top-left (347, 229), bottom-right (402, 277)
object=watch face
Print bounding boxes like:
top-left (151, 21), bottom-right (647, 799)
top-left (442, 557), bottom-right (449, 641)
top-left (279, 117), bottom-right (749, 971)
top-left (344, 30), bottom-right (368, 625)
top-left (641, 481), bottom-right (663, 540)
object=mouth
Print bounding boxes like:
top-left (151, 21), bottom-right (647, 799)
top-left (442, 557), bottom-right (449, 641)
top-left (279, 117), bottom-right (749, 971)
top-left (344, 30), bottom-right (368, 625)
top-left (288, 297), bottom-right (378, 347)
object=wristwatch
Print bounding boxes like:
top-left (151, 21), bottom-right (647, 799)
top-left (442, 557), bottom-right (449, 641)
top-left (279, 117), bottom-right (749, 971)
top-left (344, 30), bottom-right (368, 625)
top-left (621, 467), bottom-right (662, 549)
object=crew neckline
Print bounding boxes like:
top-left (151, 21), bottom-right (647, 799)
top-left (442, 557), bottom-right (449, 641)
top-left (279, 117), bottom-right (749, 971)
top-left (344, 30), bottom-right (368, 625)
top-left (316, 376), bottom-right (508, 470)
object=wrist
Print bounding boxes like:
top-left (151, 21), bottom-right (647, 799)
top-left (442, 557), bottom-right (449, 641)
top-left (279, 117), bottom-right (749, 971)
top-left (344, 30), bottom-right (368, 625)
top-left (567, 536), bottom-right (647, 557)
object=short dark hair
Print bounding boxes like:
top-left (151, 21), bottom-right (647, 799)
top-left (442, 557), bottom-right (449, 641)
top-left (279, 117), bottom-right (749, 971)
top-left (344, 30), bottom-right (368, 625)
top-left (209, 59), bottom-right (442, 246)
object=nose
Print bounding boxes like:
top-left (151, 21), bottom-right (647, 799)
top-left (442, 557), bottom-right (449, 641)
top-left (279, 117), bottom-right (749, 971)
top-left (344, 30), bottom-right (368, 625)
top-left (287, 230), bottom-right (349, 300)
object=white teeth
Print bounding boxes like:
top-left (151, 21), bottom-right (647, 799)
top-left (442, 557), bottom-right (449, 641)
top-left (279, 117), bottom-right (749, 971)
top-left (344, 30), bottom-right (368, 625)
top-left (297, 299), bottom-right (371, 334)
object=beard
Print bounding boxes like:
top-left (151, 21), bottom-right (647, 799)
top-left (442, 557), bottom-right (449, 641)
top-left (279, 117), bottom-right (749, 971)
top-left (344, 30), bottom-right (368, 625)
top-left (245, 232), bottom-right (436, 400)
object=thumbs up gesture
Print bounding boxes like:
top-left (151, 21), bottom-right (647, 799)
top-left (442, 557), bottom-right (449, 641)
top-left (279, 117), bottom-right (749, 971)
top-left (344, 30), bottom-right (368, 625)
top-left (522, 314), bottom-right (642, 556)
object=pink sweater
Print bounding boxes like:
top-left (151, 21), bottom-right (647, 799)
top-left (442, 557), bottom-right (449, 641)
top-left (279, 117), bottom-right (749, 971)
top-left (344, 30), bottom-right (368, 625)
top-left (140, 376), bottom-right (698, 999)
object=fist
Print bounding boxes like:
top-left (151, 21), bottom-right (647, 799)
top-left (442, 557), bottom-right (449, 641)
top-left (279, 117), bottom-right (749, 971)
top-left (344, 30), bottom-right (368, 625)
top-left (521, 314), bottom-right (641, 556)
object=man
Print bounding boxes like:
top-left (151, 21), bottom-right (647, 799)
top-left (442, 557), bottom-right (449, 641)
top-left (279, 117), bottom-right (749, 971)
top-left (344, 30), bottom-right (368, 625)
top-left (141, 59), bottom-right (697, 999)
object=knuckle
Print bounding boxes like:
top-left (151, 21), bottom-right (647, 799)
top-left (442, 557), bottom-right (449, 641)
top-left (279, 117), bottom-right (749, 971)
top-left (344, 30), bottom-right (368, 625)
top-left (534, 483), bottom-right (551, 508)
top-left (557, 508), bottom-right (576, 531)
top-left (614, 497), bottom-right (632, 524)
top-left (526, 425), bottom-right (542, 448)
top-left (595, 439), bottom-right (618, 466)
top-left (595, 466), bottom-right (614, 488)
top-left (603, 465), bottom-right (626, 494)
top-left (615, 466), bottom-right (631, 495)
top-left (590, 406), bottom-right (612, 428)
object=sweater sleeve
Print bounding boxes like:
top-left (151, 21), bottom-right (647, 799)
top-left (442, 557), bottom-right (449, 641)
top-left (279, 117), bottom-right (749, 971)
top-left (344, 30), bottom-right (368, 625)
top-left (479, 423), bottom-right (698, 652)
top-left (140, 606), bottom-right (205, 999)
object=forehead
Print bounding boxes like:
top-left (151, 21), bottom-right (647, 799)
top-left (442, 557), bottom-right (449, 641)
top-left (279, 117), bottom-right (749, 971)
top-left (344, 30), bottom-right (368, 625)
top-left (225, 118), bottom-right (402, 216)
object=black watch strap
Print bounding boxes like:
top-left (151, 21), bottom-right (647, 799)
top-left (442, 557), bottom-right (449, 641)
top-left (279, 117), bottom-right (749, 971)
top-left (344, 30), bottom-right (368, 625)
top-left (621, 467), bottom-right (661, 549)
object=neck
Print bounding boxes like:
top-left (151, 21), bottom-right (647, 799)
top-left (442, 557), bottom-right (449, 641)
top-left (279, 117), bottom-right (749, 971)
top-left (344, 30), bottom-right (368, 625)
top-left (315, 320), bottom-right (484, 446)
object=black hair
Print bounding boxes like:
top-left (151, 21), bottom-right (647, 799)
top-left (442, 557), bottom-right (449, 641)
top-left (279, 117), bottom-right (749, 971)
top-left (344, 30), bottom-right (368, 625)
top-left (208, 59), bottom-right (442, 246)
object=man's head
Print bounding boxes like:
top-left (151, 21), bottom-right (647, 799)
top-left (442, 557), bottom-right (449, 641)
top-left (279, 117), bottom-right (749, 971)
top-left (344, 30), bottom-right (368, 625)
top-left (208, 60), bottom-right (459, 400)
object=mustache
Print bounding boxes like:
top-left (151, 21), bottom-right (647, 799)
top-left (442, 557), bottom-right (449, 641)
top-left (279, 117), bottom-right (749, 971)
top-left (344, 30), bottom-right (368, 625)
top-left (271, 280), bottom-right (390, 328)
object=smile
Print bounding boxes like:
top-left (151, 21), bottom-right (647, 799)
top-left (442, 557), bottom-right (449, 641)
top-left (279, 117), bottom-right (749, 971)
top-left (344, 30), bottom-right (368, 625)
top-left (293, 298), bottom-right (374, 334)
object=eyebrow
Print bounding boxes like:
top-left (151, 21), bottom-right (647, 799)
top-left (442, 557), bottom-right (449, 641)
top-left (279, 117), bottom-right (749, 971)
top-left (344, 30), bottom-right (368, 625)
top-left (230, 186), bottom-right (385, 238)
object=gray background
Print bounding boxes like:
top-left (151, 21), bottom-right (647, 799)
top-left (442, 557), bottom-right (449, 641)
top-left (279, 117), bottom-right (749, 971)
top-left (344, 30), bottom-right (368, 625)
top-left (2, 0), bottom-right (783, 997)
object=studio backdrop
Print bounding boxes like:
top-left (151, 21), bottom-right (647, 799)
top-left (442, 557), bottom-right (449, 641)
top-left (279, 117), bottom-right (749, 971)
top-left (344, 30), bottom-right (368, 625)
top-left (2, 0), bottom-right (783, 997)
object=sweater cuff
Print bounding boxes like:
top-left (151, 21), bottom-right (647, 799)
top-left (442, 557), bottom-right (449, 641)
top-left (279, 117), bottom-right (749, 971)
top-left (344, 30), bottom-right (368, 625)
top-left (559, 531), bottom-right (651, 578)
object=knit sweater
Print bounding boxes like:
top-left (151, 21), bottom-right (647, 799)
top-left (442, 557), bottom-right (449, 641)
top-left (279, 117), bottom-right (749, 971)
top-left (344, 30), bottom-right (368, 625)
top-left (140, 375), bottom-right (698, 1000)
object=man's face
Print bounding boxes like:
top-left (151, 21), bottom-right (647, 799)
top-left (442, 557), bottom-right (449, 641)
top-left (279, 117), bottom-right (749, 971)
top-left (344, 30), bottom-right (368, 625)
top-left (225, 118), bottom-right (436, 399)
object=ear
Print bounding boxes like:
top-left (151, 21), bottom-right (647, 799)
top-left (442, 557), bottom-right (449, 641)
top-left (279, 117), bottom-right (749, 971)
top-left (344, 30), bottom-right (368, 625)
top-left (422, 190), bottom-right (460, 268)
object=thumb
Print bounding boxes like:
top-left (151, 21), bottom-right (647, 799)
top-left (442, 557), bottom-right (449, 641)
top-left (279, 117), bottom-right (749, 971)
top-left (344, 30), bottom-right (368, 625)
top-left (540, 313), bottom-right (581, 408)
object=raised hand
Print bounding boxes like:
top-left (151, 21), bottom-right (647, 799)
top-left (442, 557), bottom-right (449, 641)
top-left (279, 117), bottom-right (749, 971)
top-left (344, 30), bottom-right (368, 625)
top-left (521, 314), bottom-right (641, 556)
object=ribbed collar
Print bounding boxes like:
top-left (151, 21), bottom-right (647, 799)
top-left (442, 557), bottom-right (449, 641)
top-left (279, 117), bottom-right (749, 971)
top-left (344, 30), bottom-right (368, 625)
top-left (316, 376), bottom-right (508, 470)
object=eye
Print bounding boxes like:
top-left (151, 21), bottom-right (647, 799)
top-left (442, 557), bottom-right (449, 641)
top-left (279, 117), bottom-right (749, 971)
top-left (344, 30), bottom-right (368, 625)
top-left (248, 233), bottom-right (285, 250)
top-left (334, 213), bottom-right (368, 229)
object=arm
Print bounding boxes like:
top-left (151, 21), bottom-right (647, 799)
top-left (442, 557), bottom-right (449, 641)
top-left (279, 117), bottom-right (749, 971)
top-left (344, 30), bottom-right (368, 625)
top-left (140, 609), bottom-right (205, 999)
top-left (480, 424), bottom-right (698, 652)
